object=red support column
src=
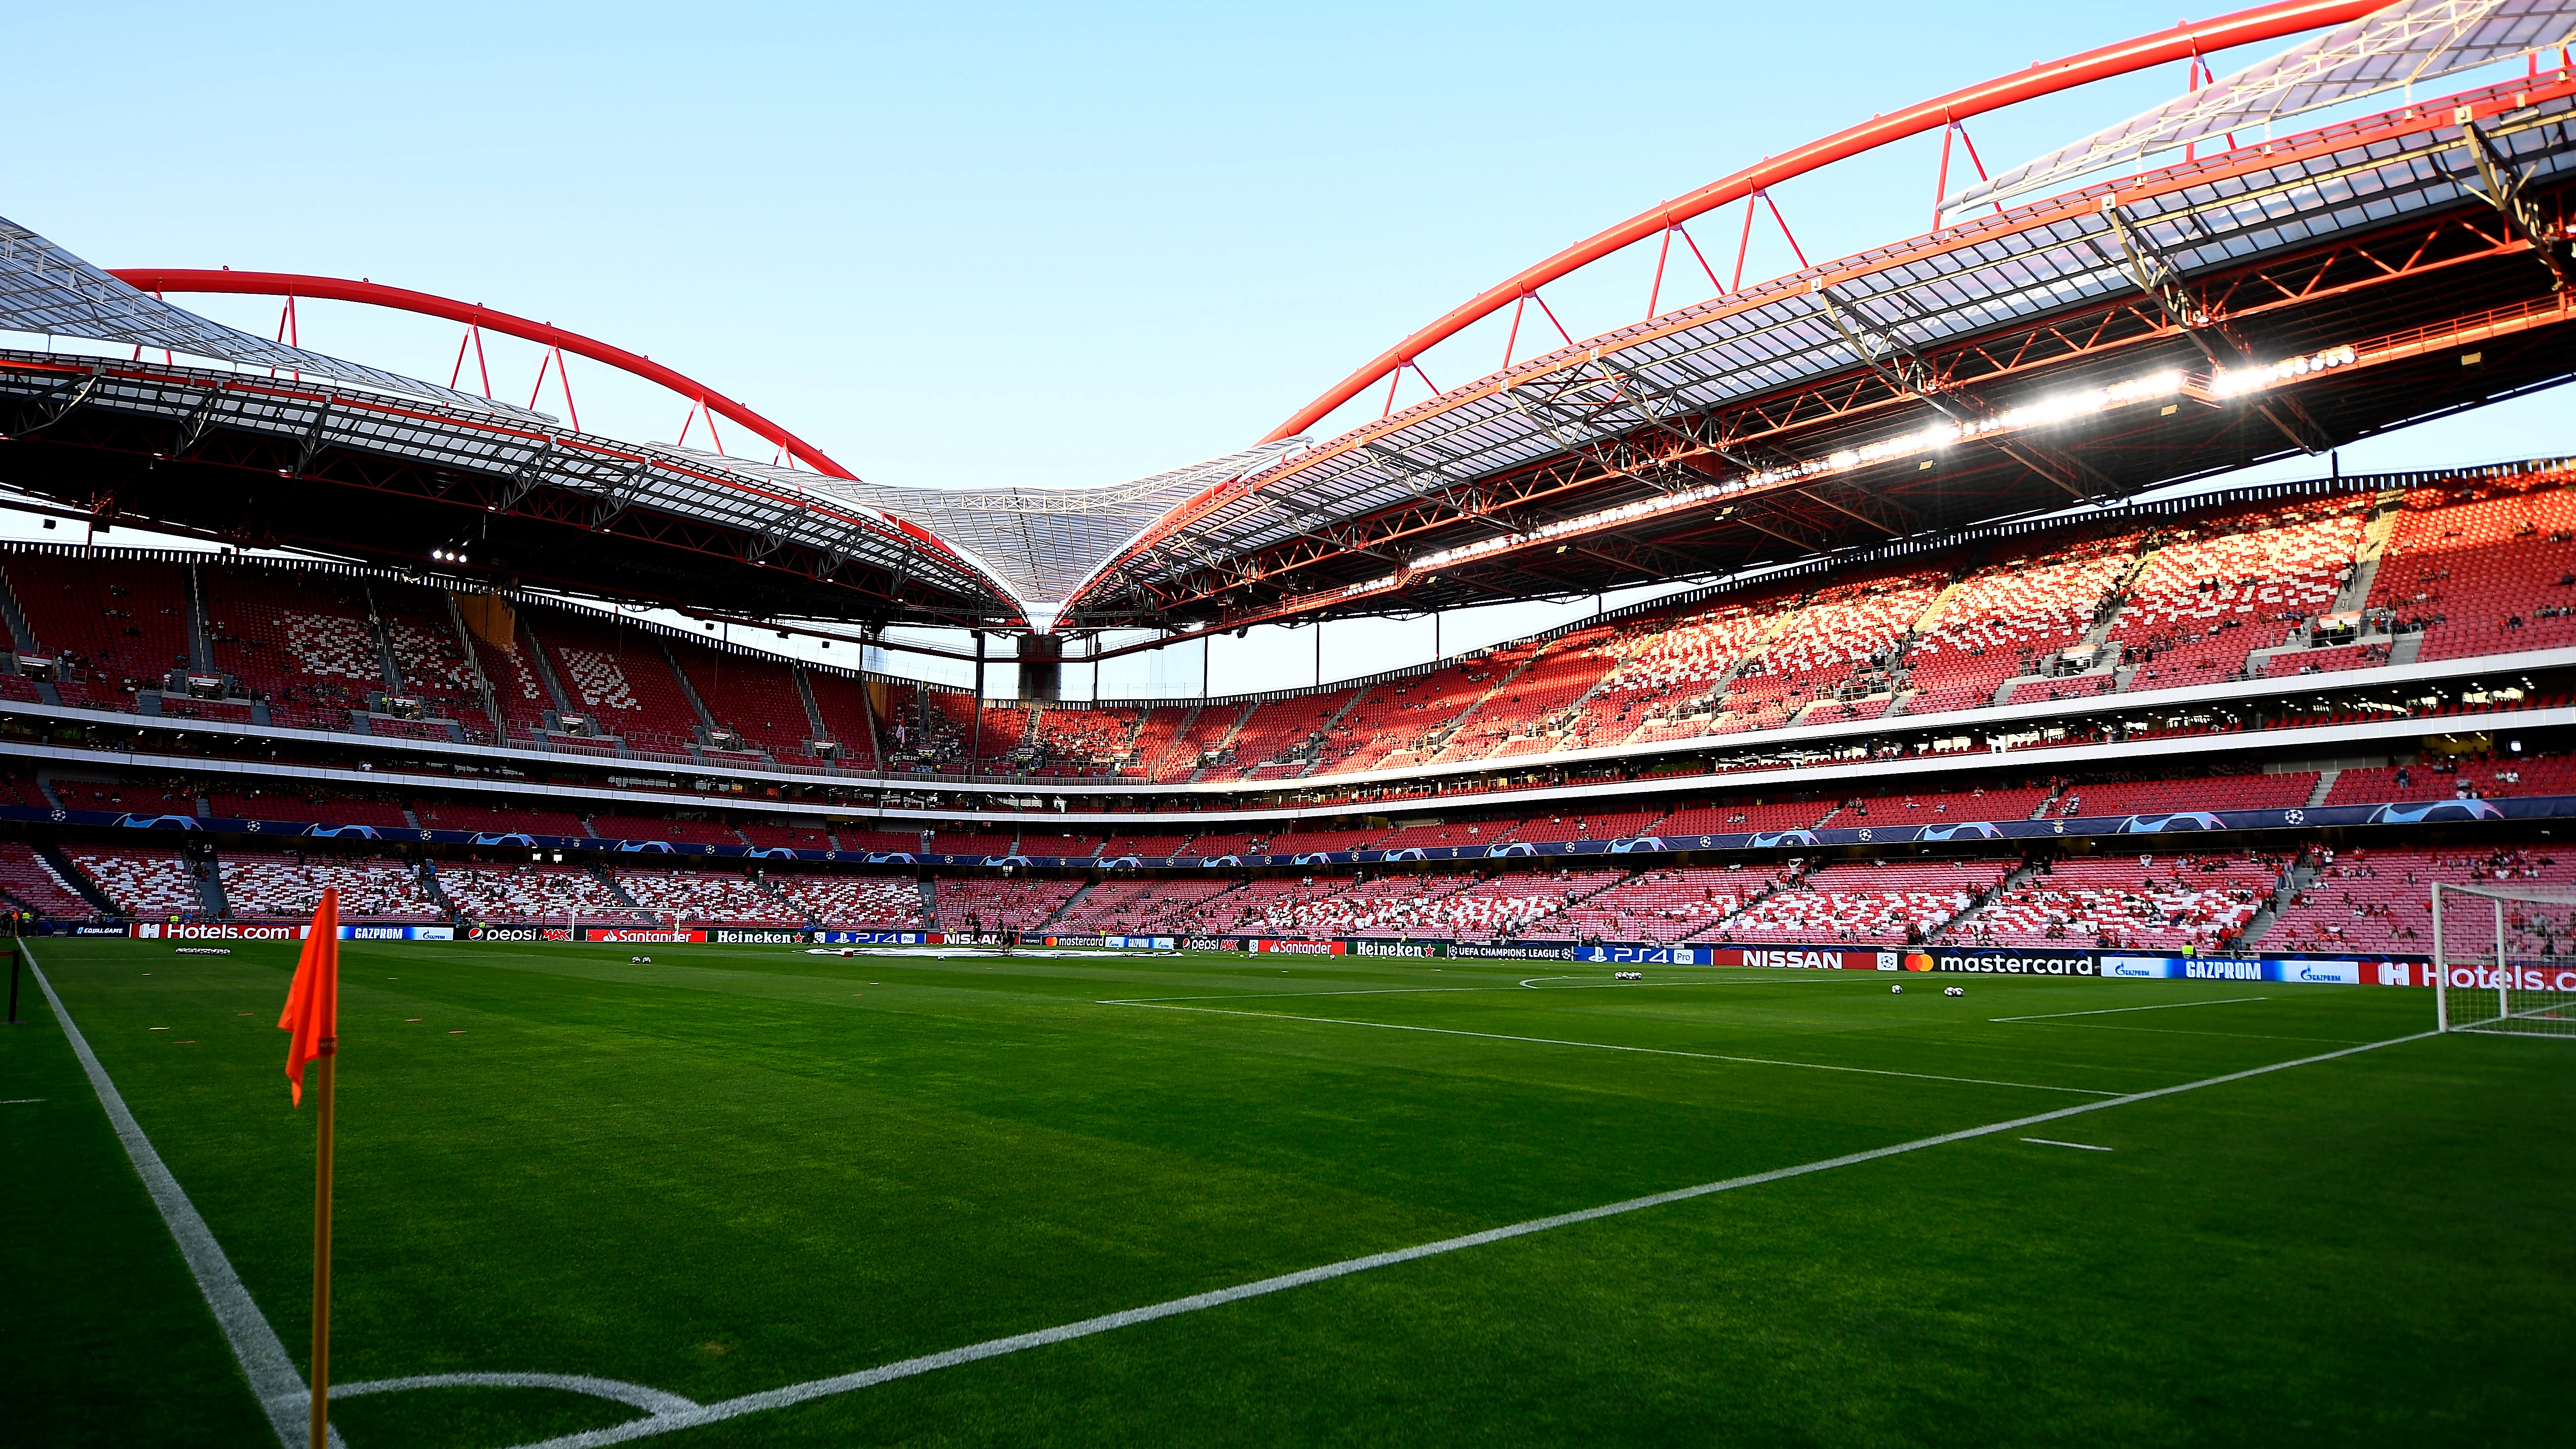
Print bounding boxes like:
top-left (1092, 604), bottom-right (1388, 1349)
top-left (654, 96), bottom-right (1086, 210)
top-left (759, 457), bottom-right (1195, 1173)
top-left (1646, 224), bottom-right (1675, 320)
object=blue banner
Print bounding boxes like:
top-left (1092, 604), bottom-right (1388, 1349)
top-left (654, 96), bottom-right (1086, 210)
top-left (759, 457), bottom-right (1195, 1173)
top-left (0, 789), bottom-right (2553, 871)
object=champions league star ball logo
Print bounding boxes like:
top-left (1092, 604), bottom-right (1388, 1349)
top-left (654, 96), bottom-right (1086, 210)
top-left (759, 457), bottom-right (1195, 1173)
top-left (1903, 952), bottom-right (1936, 972)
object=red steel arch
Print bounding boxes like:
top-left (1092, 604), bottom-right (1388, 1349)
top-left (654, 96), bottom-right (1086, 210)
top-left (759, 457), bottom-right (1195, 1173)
top-left (106, 268), bottom-right (857, 480)
top-left (1262, 0), bottom-right (2380, 443)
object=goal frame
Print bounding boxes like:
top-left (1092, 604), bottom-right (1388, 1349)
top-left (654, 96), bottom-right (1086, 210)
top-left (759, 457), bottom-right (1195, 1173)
top-left (2429, 880), bottom-right (2576, 1037)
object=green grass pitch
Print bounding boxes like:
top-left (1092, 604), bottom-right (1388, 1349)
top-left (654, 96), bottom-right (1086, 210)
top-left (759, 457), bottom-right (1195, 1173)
top-left (4, 937), bottom-right (2570, 1447)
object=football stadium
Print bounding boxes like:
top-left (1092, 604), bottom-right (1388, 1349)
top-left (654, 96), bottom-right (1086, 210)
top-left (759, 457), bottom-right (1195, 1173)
top-left (6, 2), bottom-right (2574, 1444)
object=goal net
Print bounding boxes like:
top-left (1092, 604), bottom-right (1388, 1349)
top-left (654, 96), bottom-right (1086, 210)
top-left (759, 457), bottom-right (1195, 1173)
top-left (2431, 882), bottom-right (2576, 1037)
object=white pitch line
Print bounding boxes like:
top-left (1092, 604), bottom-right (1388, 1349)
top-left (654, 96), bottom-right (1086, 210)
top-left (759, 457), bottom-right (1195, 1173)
top-left (2, 1097), bottom-right (46, 1104)
top-left (2021, 1137), bottom-right (2114, 1152)
top-left (1098, 979), bottom-right (1739, 1006)
top-left (24, 948), bottom-right (337, 1449)
top-left (322, 1371), bottom-right (697, 1416)
top-left (498, 1029), bottom-right (2436, 1449)
top-left (1105, 999), bottom-right (2123, 1096)
top-left (1990, 996), bottom-right (2270, 1023)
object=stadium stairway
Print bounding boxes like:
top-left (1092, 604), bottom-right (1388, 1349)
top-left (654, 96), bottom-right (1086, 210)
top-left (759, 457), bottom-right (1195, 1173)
top-left (1184, 702), bottom-right (1258, 782)
top-left (1436, 635), bottom-right (1581, 762)
top-left (915, 878), bottom-right (937, 921)
top-left (33, 841), bottom-right (118, 917)
top-left (1613, 598), bottom-right (1805, 749)
top-left (1540, 868), bottom-right (1638, 936)
top-left (516, 621), bottom-right (582, 735)
top-left (1674, 870), bottom-right (1782, 944)
top-left (787, 666), bottom-right (833, 753)
top-left (442, 589), bottom-right (511, 742)
top-left (1040, 879), bottom-right (1094, 932)
top-left (1877, 576), bottom-right (1968, 720)
top-left (1937, 860), bottom-right (2041, 941)
top-left (590, 865), bottom-right (645, 912)
top-left (361, 585), bottom-right (406, 693)
top-left (2086, 544), bottom-right (2162, 692)
top-left (656, 639), bottom-right (728, 764)
top-left (2308, 770), bottom-right (2341, 809)
top-left (0, 561), bottom-right (64, 706)
top-left (181, 562), bottom-right (217, 678)
top-left (750, 871), bottom-right (813, 926)
top-left (1524, 622), bottom-right (1657, 751)
top-left (1292, 687), bottom-right (1377, 778)
top-left (195, 844), bottom-right (229, 918)
top-left (2241, 856), bottom-right (2316, 949)
top-left (416, 859), bottom-right (458, 921)
top-left (1140, 703), bottom-right (1201, 780)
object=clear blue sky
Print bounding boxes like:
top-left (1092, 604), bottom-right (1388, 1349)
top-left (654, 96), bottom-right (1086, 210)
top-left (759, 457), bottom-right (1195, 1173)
top-left (8, 3), bottom-right (2568, 695)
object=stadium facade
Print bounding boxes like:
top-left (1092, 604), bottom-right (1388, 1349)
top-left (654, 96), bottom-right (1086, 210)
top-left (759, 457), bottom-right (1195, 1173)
top-left (1, 1), bottom-right (2572, 970)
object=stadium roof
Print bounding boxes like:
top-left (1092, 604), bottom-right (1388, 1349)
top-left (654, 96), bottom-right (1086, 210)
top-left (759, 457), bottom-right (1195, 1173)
top-left (0, 220), bottom-right (545, 423)
top-left (0, 345), bottom-right (1027, 625)
top-left (1951, 0), bottom-right (2576, 211)
top-left (1059, 0), bottom-right (2576, 631)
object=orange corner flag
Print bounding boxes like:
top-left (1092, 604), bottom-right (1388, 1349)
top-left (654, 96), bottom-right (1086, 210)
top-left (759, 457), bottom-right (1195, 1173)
top-left (279, 888), bottom-right (340, 1105)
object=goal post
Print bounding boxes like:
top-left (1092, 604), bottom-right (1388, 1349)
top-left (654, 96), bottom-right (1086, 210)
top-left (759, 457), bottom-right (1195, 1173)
top-left (2430, 881), bottom-right (2576, 1037)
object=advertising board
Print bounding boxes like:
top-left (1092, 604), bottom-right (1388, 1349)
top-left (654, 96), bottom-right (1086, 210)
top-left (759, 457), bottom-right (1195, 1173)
top-left (131, 922), bottom-right (457, 941)
top-left (584, 928), bottom-right (710, 943)
top-left (2099, 955), bottom-right (2430, 983)
top-left (1711, 947), bottom-right (1879, 970)
top-left (1448, 942), bottom-right (1579, 961)
top-left (1574, 944), bottom-right (1712, 965)
top-left (815, 931), bottom-right (934, 945)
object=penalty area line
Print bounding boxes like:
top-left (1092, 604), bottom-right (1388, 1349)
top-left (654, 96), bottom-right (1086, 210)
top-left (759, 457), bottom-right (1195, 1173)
top-left (500, 1029), bottom-right (2437, 1449)
top-left (1103, 999), bottom-right (2123, 1096)
top-left (1990, 996), bottom-right (2270, 1023)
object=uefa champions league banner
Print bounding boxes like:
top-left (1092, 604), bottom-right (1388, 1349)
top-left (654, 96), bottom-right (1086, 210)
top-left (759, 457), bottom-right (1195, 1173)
top-left (6, 792), bottom-right (2567, 868)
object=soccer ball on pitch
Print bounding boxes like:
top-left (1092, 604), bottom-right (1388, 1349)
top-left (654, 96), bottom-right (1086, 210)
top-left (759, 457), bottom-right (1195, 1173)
top-left (1891, 984), bottom-right (1903, 994)
top-left (1944, 986), bottom-right (1965, 997)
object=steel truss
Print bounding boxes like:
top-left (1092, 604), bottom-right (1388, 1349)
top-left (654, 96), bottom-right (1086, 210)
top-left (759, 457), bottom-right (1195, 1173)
top-left (0, 355), bottom-right (1022, 625)
top-left (1068, 72), bottom-right (2576, 630)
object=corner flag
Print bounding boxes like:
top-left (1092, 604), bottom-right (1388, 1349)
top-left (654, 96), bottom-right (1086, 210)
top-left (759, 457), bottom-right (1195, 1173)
top-left (276, 888), bottom-right (341, 1448)
top-left (279, 889), bottom-right (339, 1105)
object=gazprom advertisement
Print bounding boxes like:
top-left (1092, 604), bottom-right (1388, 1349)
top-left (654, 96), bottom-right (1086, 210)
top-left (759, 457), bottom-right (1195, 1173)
top-left (2101, 955), bottom-right (2418, 984)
